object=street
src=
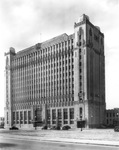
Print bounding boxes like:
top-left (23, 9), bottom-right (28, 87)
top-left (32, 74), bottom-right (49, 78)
top-left (0, 135), bottom-right (118, 150)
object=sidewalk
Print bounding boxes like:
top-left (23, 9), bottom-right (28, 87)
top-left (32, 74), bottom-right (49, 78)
top-left (0, 129), bottom-right (119, 147)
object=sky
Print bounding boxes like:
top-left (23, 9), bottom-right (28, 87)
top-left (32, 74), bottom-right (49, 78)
top-left (0, 0), bottom-right (119, 117)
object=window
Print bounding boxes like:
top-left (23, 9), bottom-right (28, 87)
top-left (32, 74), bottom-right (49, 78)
top-left (16, 111), bottom-right (19, 124)
top-left (13, 112), bottom-right (15, 124)
top-left (79, 35), bottom-right (81, 40)
top-left (28, 111), bottom-right (31, 124)
top-left (63, 108), bottom-right (68, 124)
top-left (24, 111), bottom-right (27, 124)
top-left (70, 108), bottom-right (74, 119)
top-left (52, 109), bottom-right (56, 124)
top-left (63, 108), bottom-right (68, 119)
top-left (20, 111), bottom-right (23, 124)
top-left (80, 107), bottom-right (83, 118)
top-left (70, 108), bottom-right (74, 124)
top-left (47, 109), bottom-right (50, 125)
top-left (58, 109), bottom-right (62, 119)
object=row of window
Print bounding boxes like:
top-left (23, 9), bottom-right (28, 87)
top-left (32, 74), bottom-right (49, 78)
top-left (106, 112), bottom-right (119, 118)
top-left (12, 39), bottom-right (74, 67)
top-left (12, 111), bottom-right (32, 125)
top-left (47, 108), bottom-right (74, 125)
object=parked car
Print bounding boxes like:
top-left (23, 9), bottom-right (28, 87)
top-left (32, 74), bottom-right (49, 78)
top-left (50, 126), bottom-right (61, 130)
top-left (50, 126), bottom-right (56, 130)
top-left (62, 125), bottom-right (71, 130)
top-left (41, 125), bottom-right (47, 130)
top-left (9, 126), bottom-right (19, 130)
top-left (55, 126), bottom-right (61, 130)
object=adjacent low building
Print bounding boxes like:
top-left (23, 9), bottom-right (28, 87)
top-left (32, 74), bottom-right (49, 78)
top-left (4, 14), bottom-right (106, 129)
top-left (106, 108), bottom-right (119, 128)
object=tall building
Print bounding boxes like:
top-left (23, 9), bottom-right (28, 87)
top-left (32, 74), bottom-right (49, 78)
top-left (4, 14), bottom-right (105, 129)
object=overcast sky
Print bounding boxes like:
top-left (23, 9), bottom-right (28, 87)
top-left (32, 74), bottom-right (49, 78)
top-left (0, 0), bottom-right (119, 117)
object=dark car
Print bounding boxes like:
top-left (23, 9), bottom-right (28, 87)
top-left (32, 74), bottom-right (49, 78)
top-left (62, 125), bottom-right (71, 130)
top-left (50, 126), bottom-right (56, 130)
top-left (9, 126), bottom-right (19, 130)
top-left (55, 126), bottom-right (61, 130)
top-left (50, 126), bottom-right (60, 130)
top-left (41, 125), bottom-right (47, 130)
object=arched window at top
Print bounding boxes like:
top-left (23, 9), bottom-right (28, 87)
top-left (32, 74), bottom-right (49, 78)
top-left (79, 27), bottom-right (83, 35)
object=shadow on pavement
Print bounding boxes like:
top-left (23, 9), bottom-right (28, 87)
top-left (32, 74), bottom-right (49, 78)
top-left (0, 143), bottom-right (17, 148)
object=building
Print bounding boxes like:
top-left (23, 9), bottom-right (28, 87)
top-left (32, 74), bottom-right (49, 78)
top-left (0, 117), bottom-right (4, 127)
top-left (106, 108), bottom-right (119, 128)
top-left (4, 14), bottom-right (105, 129)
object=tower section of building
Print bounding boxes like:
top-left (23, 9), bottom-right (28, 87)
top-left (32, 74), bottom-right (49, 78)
top-left (4, 48), bottom-right (16, 128)
top-left (74, 14), bottom-right (105, 128)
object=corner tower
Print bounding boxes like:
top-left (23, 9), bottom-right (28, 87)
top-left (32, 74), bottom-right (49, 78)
top-left (4, 48), bottom-right (16, 128)
top-left (74, 14), bottom-right (105, 128)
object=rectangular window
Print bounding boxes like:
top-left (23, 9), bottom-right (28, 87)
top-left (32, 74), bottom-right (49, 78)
top-left (20, 111), bottom-right (23, 124)
top-left (70, 108), bottom-right (74, 124)
top-left (80, 107), bottom-right (83, 119)
top-left (24, 111), bottom-right (27, 124)
top-left (52, 109), bottom-right (56, 124)
top-left (63, 108), bottom-right (68, 124)
top-left (70, 108), bottom-right (74, 119)
top-left (57, 109), bottom-right (62, 126)
top-left (28, 111), bottom-right (31, 124)
top-left (13, 112), bottom-right (15, 124)
top-left (63, 108), bottom-right (68, 119)
top-left (58, 109), bottom-right (62, 119)
top-left (16, 111), bottom-right (19, 124)
top-left (47, 109), bottom-right (50, 125)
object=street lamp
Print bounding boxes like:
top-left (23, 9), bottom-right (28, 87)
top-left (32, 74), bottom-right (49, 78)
top-left (80, 117), bottom-right (82, 131)
top-left (91, 115), bottom-right (93, 128)
top-left (80, 115), bottom-right (83, 131)
top-left (34, 109), bottom-right (37, 130)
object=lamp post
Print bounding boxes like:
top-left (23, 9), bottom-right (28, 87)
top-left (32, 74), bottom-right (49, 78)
top-left (91, 115), bottom-right (93, 128)
top-left (34, 108), bottom-right (37, 130)
top-left (80, 117), bottom-right (82, 131)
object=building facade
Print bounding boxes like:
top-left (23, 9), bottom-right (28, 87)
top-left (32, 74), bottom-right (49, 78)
top-left (4, 14), bottom-right (105, 129)
top-left (106, 108), bottom-right (119, 128)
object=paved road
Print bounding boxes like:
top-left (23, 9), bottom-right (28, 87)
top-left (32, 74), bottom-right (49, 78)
top-left (0, 135), bottom-right (118, 150)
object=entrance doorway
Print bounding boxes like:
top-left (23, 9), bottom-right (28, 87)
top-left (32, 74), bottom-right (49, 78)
top-left (34, 108), bottom-right (42, 127)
